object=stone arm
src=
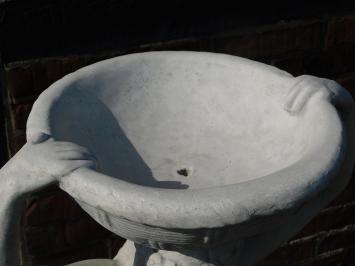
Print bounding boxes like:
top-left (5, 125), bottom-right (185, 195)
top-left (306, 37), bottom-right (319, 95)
top-left (0, 133), bottom-right (96, 266)
top-left (0, 183), bottom-right (24, 266)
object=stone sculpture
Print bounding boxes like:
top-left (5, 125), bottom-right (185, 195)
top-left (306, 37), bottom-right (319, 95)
top-left (0, 52), bottom-right (354, 266)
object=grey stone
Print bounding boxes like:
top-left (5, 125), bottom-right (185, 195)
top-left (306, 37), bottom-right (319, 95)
top-left (0, 52), bottom-right (354, 265)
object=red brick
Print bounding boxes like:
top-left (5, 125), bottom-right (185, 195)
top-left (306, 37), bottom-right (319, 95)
top-left (44, 57), bottom-right (99, 85)
top-left (302, 50), bottom-right (334, 77)
top-left (318, 225), bottom-right (355, 254)
top-left (67, 57), bottom-right (88, 72)
top-left (138, 38), bottom-right (214, 53)
top-left (10, 130), bottom-right (26, 155)
top-left (215, 21), bottom-right (325, 59)
top-left (302, 45), bottom-right (355, 78)
top-left (31, 62), bottom-right (50, 94)
top-left (337, 74), bottom-right (355, 98)
top-left (26, 191), bottom-right (88, 226)
top-left (61, 240), bottom-right (110, 260)
top-left (32, 240), bottom-right (110, 266)
top-left (270, 52), bottom-right (305, 76)
top-left (328, 181), bottom-right (355, 207)
top-left (330, 46), bottom-right (355, 76)
top-left (293, 208), bottom-right (343, 238)
top-left (45, 60), bottom-right (66, 85)
top-left (26, 223), bottom-right (66, 255)
top-left (26, 194), bottom-right (66, 226)
top-left (264, 237), bottom-right (318, 263)
top-left (62, 195), bottom-right (89, 221)
top-left (344, 246), bottom-right (355, 265)
top-left (61, 58), bottom-right (78, 76)
top-left (5, 66), bottom-right (36, 102)
top-left (293, 192), bottom-right (355, 238)
top-left (301, 248), bottom-right (347, 266)
top-left (11, 103), bottom-right (33, 130)
top-left (326, 15), bottom-right (355, 49)
top-left (108, 237), bottom-right (126, 258)
top-left (29, 184), bottom-right (61, 198)
top-left (327, 204), bottom-right (355, 230)
top-left (64, 216), bottom-right (110, 245)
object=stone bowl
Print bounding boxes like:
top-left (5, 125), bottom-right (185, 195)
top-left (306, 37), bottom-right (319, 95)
top-left (26, 52), bottom-right (354, 265)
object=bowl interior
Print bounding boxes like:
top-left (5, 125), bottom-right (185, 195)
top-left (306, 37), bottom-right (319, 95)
top-left (48, 53), bottom-right (311, 189)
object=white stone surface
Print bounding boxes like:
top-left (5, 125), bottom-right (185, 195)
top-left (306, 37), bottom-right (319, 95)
top-left (0, 51), bottom-right (353, 266)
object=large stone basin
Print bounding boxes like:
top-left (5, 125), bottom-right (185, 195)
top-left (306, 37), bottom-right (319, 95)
top-left (26, 52), bottom-right (354, 265)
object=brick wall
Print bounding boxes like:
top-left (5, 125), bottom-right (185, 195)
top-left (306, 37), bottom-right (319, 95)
top-left (1, 2), bottom-right (355, 265)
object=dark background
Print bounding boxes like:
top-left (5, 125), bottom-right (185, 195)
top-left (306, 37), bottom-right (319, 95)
top-left (1, 1), bottom-right (355, 265)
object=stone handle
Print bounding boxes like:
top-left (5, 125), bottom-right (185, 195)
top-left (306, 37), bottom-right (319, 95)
top-left (283, 75), bottom-right (353, 116)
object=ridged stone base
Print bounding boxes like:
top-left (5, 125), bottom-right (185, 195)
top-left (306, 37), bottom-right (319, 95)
top-left (113, 240), bottom-right (242, 266)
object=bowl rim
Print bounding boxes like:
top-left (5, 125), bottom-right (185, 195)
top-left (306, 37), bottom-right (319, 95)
top-left (27, 51), bottom-right (348, 229)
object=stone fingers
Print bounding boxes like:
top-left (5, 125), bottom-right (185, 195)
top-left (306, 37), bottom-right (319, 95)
top-left (284, 75), bottom-right (333, 115)
top-left (28, 132), bottom-right (53, 144)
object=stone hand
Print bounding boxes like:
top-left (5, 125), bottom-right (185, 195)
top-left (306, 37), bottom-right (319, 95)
top-left (1, 132), bottom-right (97, 195)
top-left (284, 75), bottom-right (353, 115)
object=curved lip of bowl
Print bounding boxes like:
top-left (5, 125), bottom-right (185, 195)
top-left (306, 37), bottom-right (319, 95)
top-left (26, 51), bottom-right (346, 229)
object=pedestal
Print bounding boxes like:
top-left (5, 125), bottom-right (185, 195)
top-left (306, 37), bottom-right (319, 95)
top-left (114, 240), bottom-right (242, 266)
